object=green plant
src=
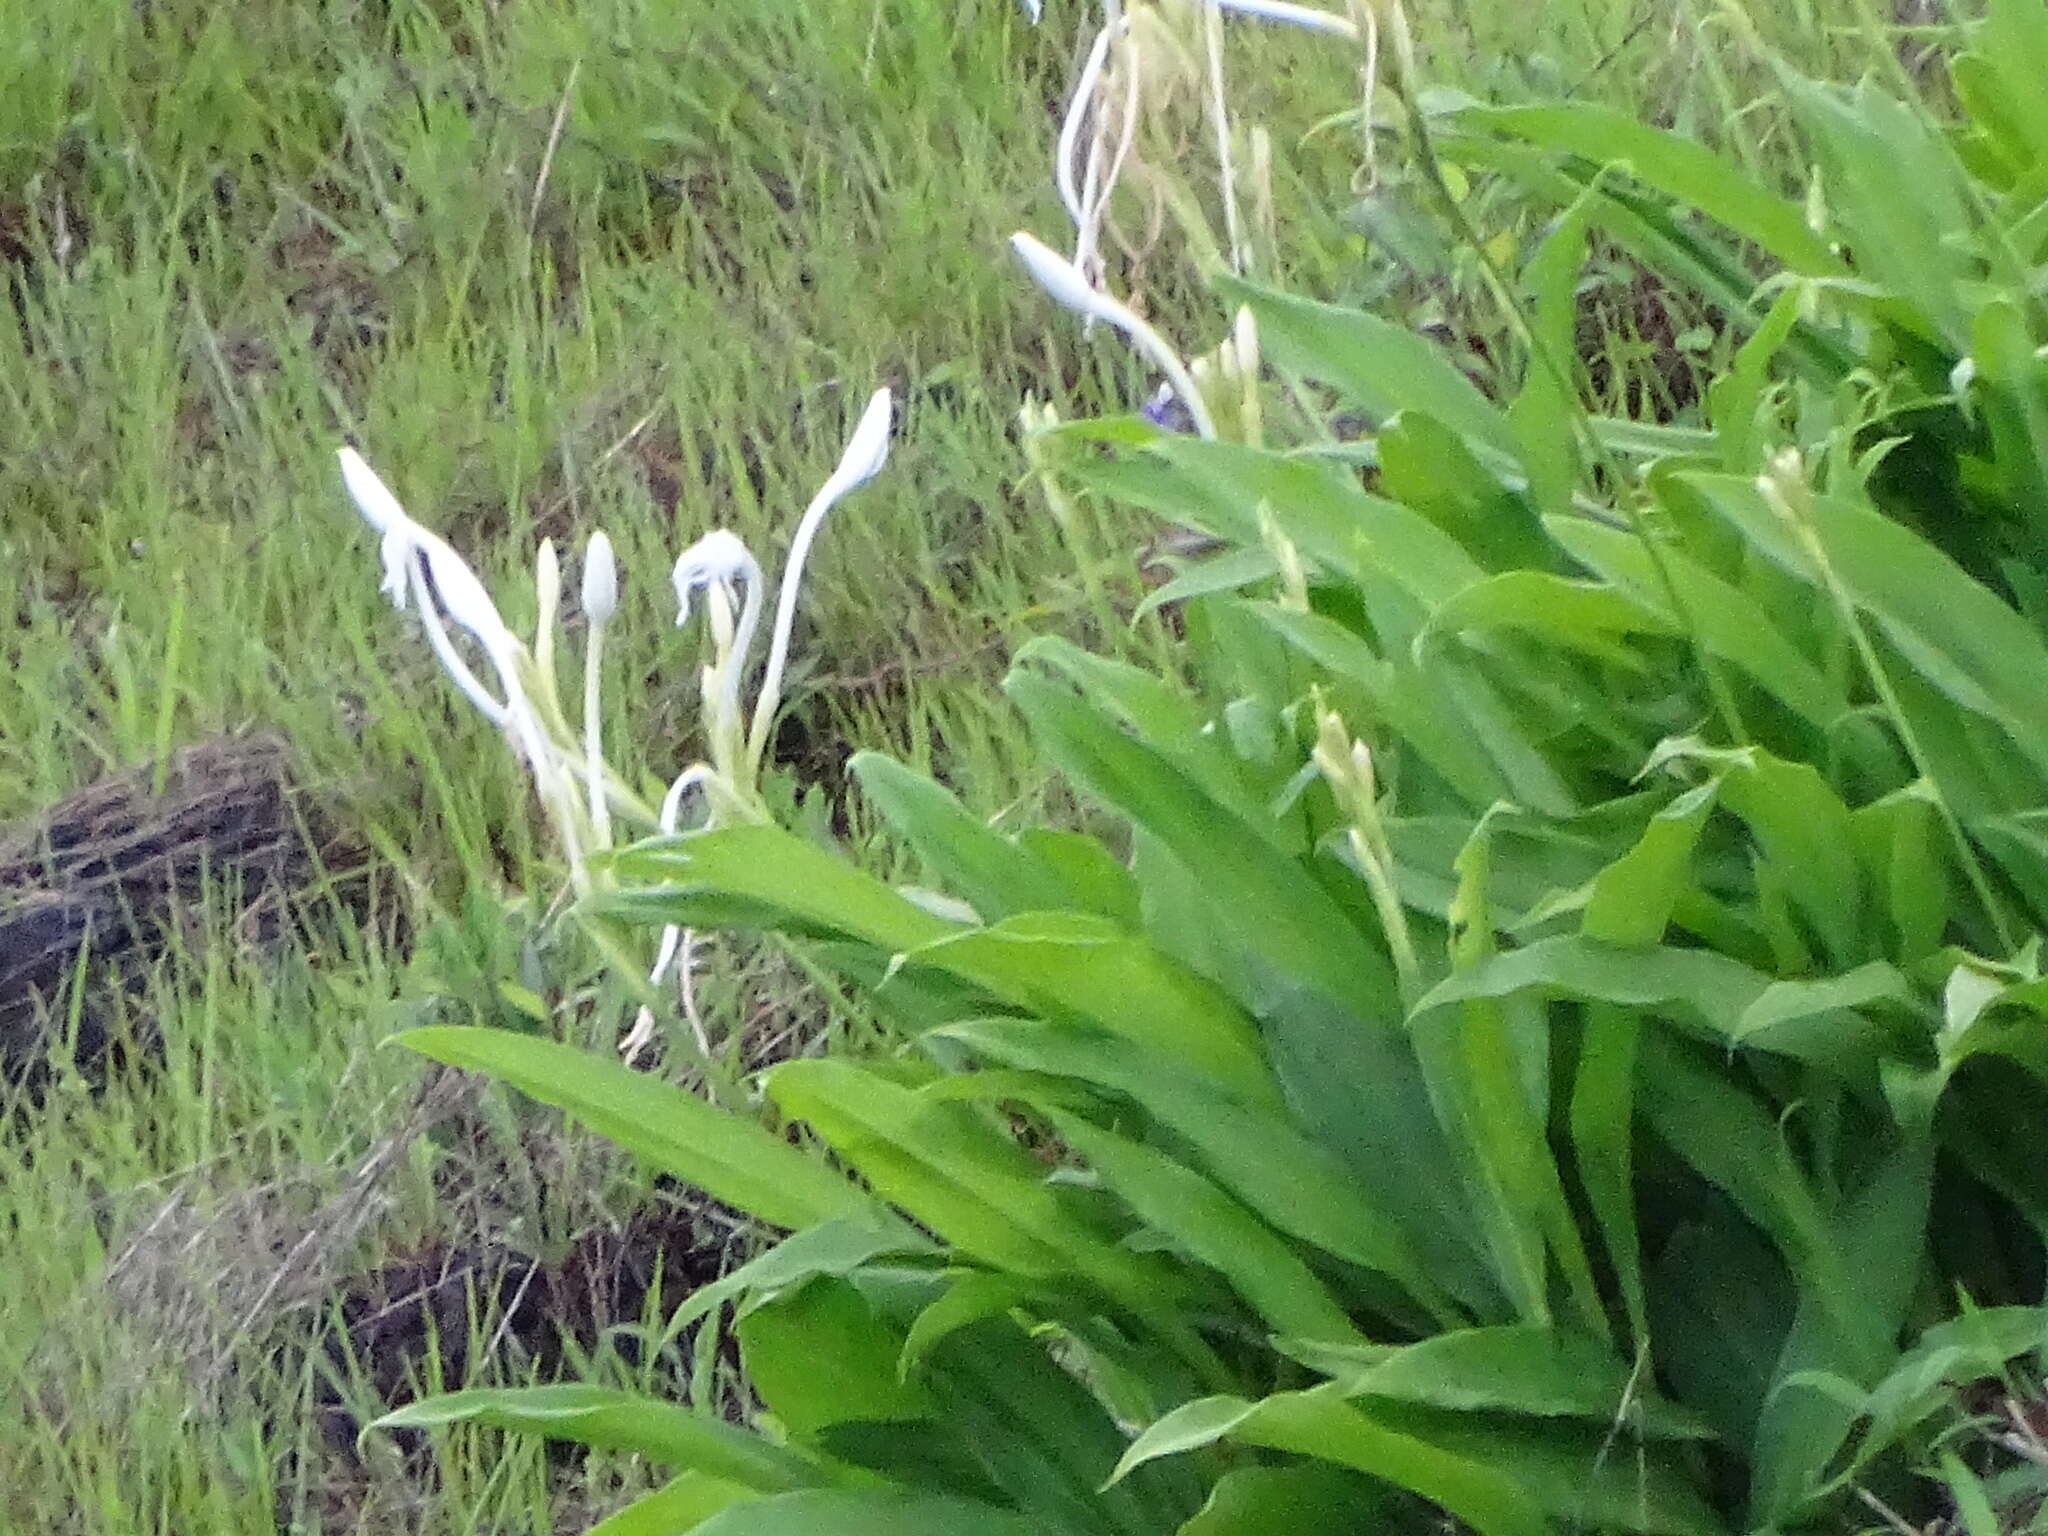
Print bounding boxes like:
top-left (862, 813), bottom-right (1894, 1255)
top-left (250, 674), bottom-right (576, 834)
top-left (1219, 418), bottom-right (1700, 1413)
top-left (362, 4), bottom-right (2048, 1533)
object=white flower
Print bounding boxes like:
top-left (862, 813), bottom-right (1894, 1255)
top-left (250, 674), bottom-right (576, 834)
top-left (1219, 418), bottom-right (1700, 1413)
top-left (582, 530), bottom-right (619, 627)
top-left (337, 445), bottom-right (404, 532)
top-left (748, 388), bottom-right (895, 765)
top-left (338, 447), bottom-right (417, 607)
top-left (337, 446), bottom-right (520, 724)
top-left (1008, 233), bottom-right (1218, 438)
top-left (671, 529), bottom-right (762, 632)
top-left (1010, 231), bottom-right (1124, 328)
top-left (824, 386), bottom-right (894, 499)
top-left (1211, 0), bottom-right (1358, 36)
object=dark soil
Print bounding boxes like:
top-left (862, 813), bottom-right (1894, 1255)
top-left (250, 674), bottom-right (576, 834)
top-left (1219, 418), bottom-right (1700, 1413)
top-left (0, 731), bottom-right (373, 1090)
top-left (307, 1196), bottom-right (737, 1457)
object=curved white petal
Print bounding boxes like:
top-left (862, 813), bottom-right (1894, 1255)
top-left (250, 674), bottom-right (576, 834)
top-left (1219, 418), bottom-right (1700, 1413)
top-left (671, 529), bottom-right (761, 628)
top-left (1010, 231), bottom-right (1125, 328)
top-left (337, 446), bottom-right (408, 534)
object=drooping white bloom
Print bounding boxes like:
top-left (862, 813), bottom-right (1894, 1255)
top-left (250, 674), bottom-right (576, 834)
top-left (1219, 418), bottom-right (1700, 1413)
top-left (672, 527), bottom-right (766, 761)
top-left (338, 447), bottom-right (520, 725)
top-left (337, 449), bottom-right (513, 653)
top-left (1008, 233), bottom-right (1218, 439)
top-left (1010, 231), bottom-right (1125, 328)
top-left (338, 447), bottom-right (417, 607)
top-left (671, 529), bottom-right (762, 633)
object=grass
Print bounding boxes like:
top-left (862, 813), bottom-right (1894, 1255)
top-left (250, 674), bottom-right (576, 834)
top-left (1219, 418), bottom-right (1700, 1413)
top-left (0, 0), bottom-right (1971, 1530)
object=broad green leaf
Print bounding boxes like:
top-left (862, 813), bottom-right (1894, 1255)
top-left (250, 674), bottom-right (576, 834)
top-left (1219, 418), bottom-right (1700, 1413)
top-left (1280, 1325), bottom-right (1712, 1439)
top-left (1417, 571), bottom-right (1676, 669)
top-left (1732, 964), bottom-right (1916, 1059)
top-left (1708, 287), bottom-right (1805, 471)
top-left (1935, 964), bottom-right (2048, 1087)
top-left (738, 1278), bottom-right (934, 1436)
top-left (1648, 1215), bottom-right (1795, 1451)
top-left (1850, 782), bottom-right (1949, 964)
top-left (1510, 184), bottom-right (1592, 524)
top-left (904, 913), bottom-right (1278, 1110)
top-left (1113, 1390), bottom-right (1544, 1536)
top-left (393, 1027), bottom-right (879, 1232)
top-left (1134, 544), bottom-right (1280, 621)
top-left (1218, 274), bottom-right (1517, 455)
top-left (940, 1018), bottom-right (1459, 1323)
top-left (1965, 297), bottom-right (2048, 561)
top-left (1423, 812), bottom-right (1600, 1332)
top-left (1582, 780), bottom-right (1717, 948)
top-left (1548, 516), bottom-right (1846, 732)
top-left (1418, 936), bottom-right (1766, 1030)
top-left (1116, 1384), bottom-right (1719, 1536)
top-left (1940, 1453), bottom-right (2002, 1536)
top-left (1245, 602), bottom-right (1511, 809)
top-left (1636, 1036), bottom-right (1863, 1361)
top-left (1418, 937), bottom-right (1899, 1070)
top-left (1467, 102), bottom-right (1845, 276)
top-left (1854, 1306), bottom-right (2048, 1477)
top-left (851, 752), bottom-right (1078, 923)
top-left (1178, 1464), bottom-right (1386, 1535)
top-left (1644, 738), bottom-right (1867, 970)
top-left (663, 1219), bottom-right (937, 1348)
top-left (1778, 72), bottom-right (1972, 345)
top-left (1006, 666), bottom-right (1398, 1021)
top-left (907, 1312), bottom-right (1204, 1535)
top-left (1750, 1128), bottom-right (1936, 1524)
top-left (1257, 983), bottom-right (1508, 1323)
top-left (1976, 0), bottom-right (2048, 165)
top-left (1677, 473), bottom-right (2048, 781)
top-left (1013, 829), bottom-right (1143, 926)
top-left (764, 1059), bottom-right (1182, 1323)
top-left (1010, 634), bottom-right (1269, 829)
top-left (1067, 435), bottom-right (1485, 610)
top-left (693, 1491), bottom-right (1040, 1536)
top-left (371, 1386), bottom-right (829, 1492)
top-left (805, 1420), bottom-right (1009, 1511)
top-left (1052, 1113), bottom-right (1368, 1347)
top-left (897, 1271), bottom-right (1037, 1381)
top-left (1376, 411), bottom-right (1556, 572)
top-left (584, 1473), bottom-right (752, 1535)
top-left (602, 822), bottom-right (960, 953)
top-left (1574, 1005), bottom-right (1648, 1357)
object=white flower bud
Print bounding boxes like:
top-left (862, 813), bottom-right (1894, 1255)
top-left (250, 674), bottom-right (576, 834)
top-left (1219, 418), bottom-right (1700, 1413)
top-left (834, 388), bottom-right (895, 493)
top-left (582, 530), bottom-right (618, 627)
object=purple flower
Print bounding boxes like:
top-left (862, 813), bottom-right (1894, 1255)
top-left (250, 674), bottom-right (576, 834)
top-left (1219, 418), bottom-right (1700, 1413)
top-left (1141, 383), bottom-right (1197, 434)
